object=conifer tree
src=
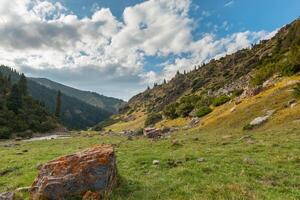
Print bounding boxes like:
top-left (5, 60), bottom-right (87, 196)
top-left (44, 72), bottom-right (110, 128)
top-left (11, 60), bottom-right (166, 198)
top-left (55, 90), bottom-right (62, 118)
top-left (7, 84), bottom-right (22, 113)
top-left (18, 73), bottom-right (27, 96)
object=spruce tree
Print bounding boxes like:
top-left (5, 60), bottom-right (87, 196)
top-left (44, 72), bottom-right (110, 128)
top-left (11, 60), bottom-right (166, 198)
top-left (7, 84), bottom-right (22, 113)
top-left (55, 90), bottom-right (61, 118)
top-left (18, 73), bottom-right (27, 96)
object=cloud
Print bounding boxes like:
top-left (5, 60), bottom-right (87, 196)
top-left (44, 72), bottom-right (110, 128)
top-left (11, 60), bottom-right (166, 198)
top-left (0, 0), bottom-right (276, 100)
top-left (224, 1), bottom-right (234, 7)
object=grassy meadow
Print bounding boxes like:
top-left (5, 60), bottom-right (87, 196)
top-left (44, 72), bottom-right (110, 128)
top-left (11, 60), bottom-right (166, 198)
top-left (0, 76), bottom-right (300, 200)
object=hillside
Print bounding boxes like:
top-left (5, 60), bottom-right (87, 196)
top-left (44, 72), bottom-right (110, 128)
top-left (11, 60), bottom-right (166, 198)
top-left (31, 78), bottom-right (124, 113)
top-left (0, 72), bottom-right (60, 139)
top-left (124, 18), bottom-right (300, 115)
top-left (0, 66), bottom-right (111, 129)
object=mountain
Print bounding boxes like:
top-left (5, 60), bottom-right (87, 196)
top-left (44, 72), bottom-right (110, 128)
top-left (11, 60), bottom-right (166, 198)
top-left (30, 78), bottom-right (124, 113)
top-left (0, 70), bottom-right (60, 139)
top-left (122, 18), bottom-right (300, 116)
top-left (0, 66), bottom-right (111, 130)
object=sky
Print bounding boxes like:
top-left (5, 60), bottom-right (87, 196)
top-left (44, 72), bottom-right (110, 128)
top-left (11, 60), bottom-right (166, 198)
top-left (0, 0), bottom-right (299, 100)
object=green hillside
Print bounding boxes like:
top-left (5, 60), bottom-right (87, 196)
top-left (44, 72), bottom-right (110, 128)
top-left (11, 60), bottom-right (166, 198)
top-left (124, 19), bottom-right (300, 117)
top-left (0, 66), bottom-right (111, 130)
top-left (0, 71), bottom-right (59, 139)
top-left (31, 77), bottom-right (124, 113)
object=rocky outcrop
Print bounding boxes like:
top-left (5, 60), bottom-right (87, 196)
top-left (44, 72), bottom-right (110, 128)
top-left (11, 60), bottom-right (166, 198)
top-left (30, 145), bottom-right (117, 200)
top-left (143, 127), bottom-right (162, 138)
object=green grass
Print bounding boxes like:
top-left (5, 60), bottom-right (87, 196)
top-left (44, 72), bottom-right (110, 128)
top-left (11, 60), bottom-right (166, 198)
top-left (1, 77), bottom-right (300, 200)
top-left (0, 123), bottom-right (299, 200)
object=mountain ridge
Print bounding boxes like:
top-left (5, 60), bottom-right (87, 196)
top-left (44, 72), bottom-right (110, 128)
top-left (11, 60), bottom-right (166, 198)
top-left (30, 77), bottom-right (125, 114)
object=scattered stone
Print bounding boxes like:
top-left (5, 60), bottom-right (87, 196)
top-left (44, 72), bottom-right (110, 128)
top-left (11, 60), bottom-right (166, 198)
top-left (152, 160), bottom-right (160, 165)
top-left (0, 192), bottom-right (15, 200)
top-left (15, 186), bottom-right (31, 193)
top-left (244, 157), bottom-right (256, 165)
top-left (15, 137), bottom-right (22, 141)
top-left (197, 157), bottom-right (205, 162)
top-left (287, 99), bottom-right (297, 106)
top-left (240, 86), bottom-right (262, 99)
top-left (144, 128), bottom-right (162, 139)
top-left (30, 145), bottom-right (117, 200)
top-left (291, 103), bottom-right (297, 108)
top-left (230, 106), bottom-right (236, 113)
top-left (166, 159), bottom-right (183, 168)
top-left (262, 79), bottom-right (275, 89)
top-left (189, 117), bottom-right (201, 127)
top-left (249, 110), bottom-right (275, 126)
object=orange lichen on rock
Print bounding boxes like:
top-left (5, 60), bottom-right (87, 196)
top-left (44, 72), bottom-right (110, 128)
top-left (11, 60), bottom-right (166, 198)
top-left (30, 145), bottom-right (117, 200)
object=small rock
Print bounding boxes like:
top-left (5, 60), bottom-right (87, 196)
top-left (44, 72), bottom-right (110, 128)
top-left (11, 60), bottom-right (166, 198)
top-left (244, 157), bottom-right (256, 165)
top-left (230, 106), bottom-right (236, 113)
top-left (15, 152), bottom-right (23, 155)
top-left (15, 186), bottom-right (31, 193)
top-left (15, 137), bottom-right (22, 141)
top-left (193, 137), bottom-right (199, 141)
top-left (152, 160), bottom-right (160, 165)
top-left (291, 103), bottom-right (297, 108)
top-left (197, 157), bottom-right (205, 162)
top-left (22, 149), bottom-right (28, 153)
top-left (0, 192), bottom-right (15, 200)
top-left (127, 136), bottom-right (133, 141)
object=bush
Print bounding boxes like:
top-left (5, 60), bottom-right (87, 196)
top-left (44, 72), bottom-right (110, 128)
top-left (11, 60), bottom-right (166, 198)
top-left (145, 113), bottom-right (162, 127)
top-left (196, 95), bottom-right (213, 107)
top-left (0, 127), bottom-right (11, 139)
top-left (243, 123), bottom-right (254, 130)
top-left (163, 103), bottom-right (179, 119)
top-left (231, 89), bottom-right (244, 98)
top-left (294, 83), bottom-right (300, 98)
top-left (212, 95), bottom-right (231, 107)
top-left (195, 106), bottom-right (212, 118)
top-left (176, 103), bottom-right (194, 117)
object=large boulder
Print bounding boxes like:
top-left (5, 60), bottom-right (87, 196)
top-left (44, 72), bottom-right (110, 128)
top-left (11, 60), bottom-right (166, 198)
top-left (30, 145), bottom-right (117, 200)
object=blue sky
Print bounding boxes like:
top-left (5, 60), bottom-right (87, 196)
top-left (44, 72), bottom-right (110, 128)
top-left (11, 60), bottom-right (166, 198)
top-left (0, 0), bottom-right (299, 100)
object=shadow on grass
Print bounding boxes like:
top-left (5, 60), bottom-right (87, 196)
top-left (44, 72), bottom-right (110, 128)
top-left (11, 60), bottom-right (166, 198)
top-left (110, 176), bottom-right (143, 199)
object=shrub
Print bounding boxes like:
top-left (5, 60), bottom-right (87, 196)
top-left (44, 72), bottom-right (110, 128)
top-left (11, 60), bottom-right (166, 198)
top-left (212, 95), bottom-right (231, 107)
top-left (196, 95), bottom-right (213, 107)
top-left (294, 83), bottom-right (300, 98)
top-left (243, 123), bottom-right (254, 130)
top-left (195, 106), bottom-right (212, 118)
top-left (0, 127), bottom-right (11, 139)
top-left (251, 63), bottom-right (276, 86)
top-left (231, 89), bottom-right (244, 98)
top-left (176, 103), bottom-right (194, 117)
top-left (163, 103), bottom-right (179, 119)
top-left (145, 113), bottom-right (162, 127)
